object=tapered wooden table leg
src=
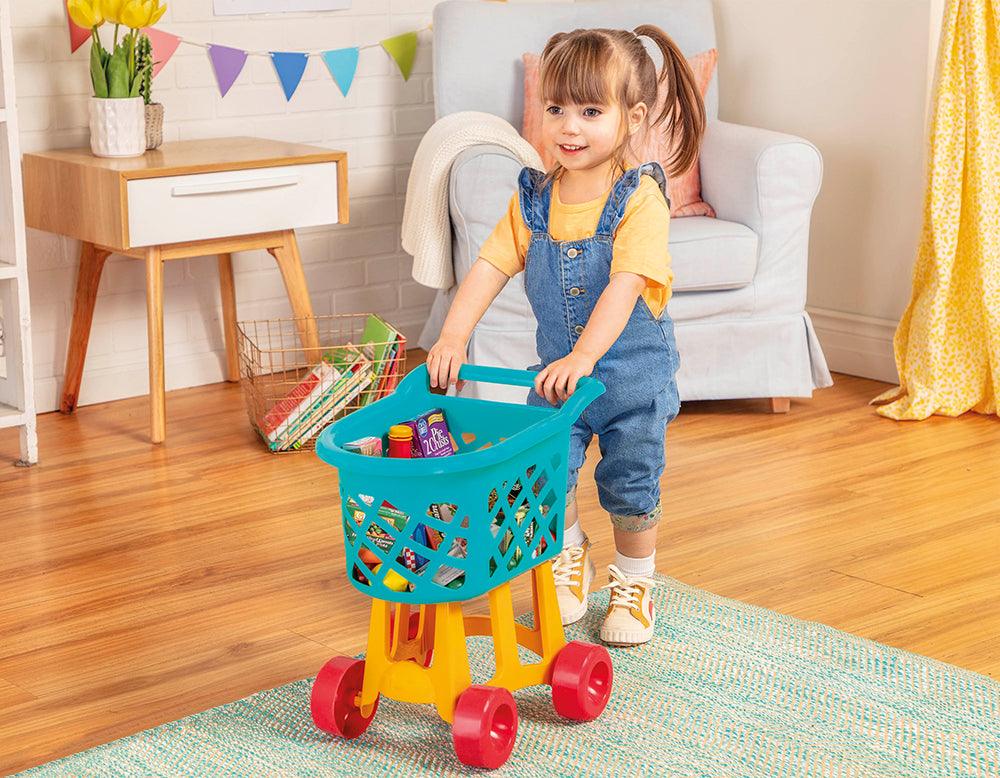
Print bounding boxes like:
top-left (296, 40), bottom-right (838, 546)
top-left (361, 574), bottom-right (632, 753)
top-left (146, 247), bottom-right (166, 443)
top-left (268, 230), bottom-right (320, 360)
top-left (61, 242), bottom-right (110, 413)
top-left (217, 253), bottom-right (240, 382)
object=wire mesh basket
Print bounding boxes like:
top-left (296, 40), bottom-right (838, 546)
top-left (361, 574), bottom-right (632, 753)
top-left (237, 314), bottom-right (406, 453)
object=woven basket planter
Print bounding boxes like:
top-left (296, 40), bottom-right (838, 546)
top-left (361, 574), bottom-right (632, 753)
top-left (145, 103), bottom-right (164, 150)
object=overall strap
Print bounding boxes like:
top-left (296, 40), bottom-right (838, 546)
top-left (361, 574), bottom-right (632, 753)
top-left (516, 167), bottom-right (553, 234)
top-left (595, 162), bottom-right (670, 236)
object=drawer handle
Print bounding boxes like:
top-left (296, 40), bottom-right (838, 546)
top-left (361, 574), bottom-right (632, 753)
top-left (171, 176), bottom-right (299, 197)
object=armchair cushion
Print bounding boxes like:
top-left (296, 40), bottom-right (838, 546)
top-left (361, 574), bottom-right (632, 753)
top-left (671, 216), bottom-right (758, 292)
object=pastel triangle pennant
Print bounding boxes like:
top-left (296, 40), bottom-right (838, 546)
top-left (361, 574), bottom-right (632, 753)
top-left (381, 31), bottom-right (417, 81)
top-left (141, 27), bottom-right (182, 78)
top-left (66, 8), bottom-right (91, 53)
top-left (321, 47), bottom-right (359, 97)
top-left (270, 51), bottom-right (309, 101)
top-left (207, 44), bottom-right (248, 97)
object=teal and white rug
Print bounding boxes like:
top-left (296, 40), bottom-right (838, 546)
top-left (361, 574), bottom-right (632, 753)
top-left (20, 578), bottom-right (999, 777)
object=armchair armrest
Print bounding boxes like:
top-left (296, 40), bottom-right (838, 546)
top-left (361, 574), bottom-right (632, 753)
top-left (415, 143), bottom-right (534, 353)
top-left (448, 144), bottom-right (523, 284)
top-left (700, 120), bottom-right (822, 234)
top-left (699, 120), bottom-right (823, 312)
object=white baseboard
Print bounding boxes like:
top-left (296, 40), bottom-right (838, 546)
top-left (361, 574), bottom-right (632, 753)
top-left (34, 351), bottom-right (230, 415)
top-left (808, 307), bottom-right (900, 384)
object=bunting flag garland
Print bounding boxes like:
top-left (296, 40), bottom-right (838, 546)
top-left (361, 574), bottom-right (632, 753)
top-left (270, 51), bottom-right (310, 101)
top-left (66, 22), bottom-right (429, 100)
top-left (381, 32), bottom-right (418, 81)
top-left (207, 44), bottom-right (249, 98)
top-left (66, 9), bottom-right (90, 54)
top-left (142, 27), bottom-right (182, 79)
top-left (321, 47), bottom-right (360, 97)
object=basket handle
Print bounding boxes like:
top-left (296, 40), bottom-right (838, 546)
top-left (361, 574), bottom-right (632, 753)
top-left (457, 364), bottom-right (605, 423)
top-left (396, 364), bottom-right (604, 421)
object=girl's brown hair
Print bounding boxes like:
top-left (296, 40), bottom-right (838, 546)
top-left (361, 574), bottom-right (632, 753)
top-left (539, 25), bottom-right (706, 182)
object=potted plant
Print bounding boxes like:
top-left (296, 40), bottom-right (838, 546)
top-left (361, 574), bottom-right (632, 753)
top-left (66, 0), bottom-right (167, 158)
top-left (135, 33), bottom-right (163, 149)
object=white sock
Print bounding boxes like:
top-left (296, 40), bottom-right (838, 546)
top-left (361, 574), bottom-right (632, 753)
top-left (615, 550), bottom-right (655, 578)
top-left (563, 520), bottom-right (587, 549)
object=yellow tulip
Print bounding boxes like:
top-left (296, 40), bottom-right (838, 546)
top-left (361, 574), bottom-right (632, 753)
top-left (119, 0), bottom-right (167, 29)
top-left (119, 0), bottom-right (148, 28)
top-left (66, 0), bottom-right (104, 28)
top-left (100, 0), bottom-right (128, 25)
top-left (148, 0), bottom-right (167, 26)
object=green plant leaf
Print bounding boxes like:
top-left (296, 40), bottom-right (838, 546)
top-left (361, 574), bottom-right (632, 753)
top-left (129, 66), bottom-right (145, 98)
top-left (90, 40), bottom-right (109, 98)
top-left (107, 45), bottom-right (130, 98)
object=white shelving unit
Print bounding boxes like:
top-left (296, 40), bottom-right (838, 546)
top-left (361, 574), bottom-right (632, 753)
top-left (0, 0), bottom-right (37, 466)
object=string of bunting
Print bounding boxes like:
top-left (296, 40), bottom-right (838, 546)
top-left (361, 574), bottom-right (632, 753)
top-left (66, 12), bottom-right (426, 101)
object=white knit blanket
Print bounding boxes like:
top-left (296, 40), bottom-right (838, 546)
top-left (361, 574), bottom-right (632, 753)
top-left (401, 111), bottom-right (543, 290)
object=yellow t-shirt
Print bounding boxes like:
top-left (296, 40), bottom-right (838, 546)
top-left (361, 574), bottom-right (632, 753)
top-left (479, 174), bottom-right (673, 317)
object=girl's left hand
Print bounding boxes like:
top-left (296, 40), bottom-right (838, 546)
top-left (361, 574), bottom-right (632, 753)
top-left (534, 352), bottom-right (596, 405)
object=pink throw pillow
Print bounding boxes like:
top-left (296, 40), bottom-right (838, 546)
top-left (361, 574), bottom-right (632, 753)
top-left (521, 48), bottom-right (718, 218)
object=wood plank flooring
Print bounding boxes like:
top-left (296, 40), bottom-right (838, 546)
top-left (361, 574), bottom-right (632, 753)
top-left (1, 354), bottom-right (997, 773)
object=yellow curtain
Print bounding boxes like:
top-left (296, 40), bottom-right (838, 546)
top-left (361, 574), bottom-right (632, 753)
top-left (872, 0), bottom-right (999, 419)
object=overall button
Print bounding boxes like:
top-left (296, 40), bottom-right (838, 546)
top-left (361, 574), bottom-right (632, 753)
top-left (566, 247), bottom-right (579, 258)
top-left (569, 287), bottom-right (581, 297)
top-left (573, 324), bottom-right (584, 335)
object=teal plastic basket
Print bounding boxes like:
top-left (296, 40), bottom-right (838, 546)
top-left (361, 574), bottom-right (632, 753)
top-left (315, 363), bottom-right (604, 604)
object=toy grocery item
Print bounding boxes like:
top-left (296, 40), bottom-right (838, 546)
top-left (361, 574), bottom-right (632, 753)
top-left (311, 364), bottom-right (612, 769)
top-left (344, 436), bottom-right (382, 457)
top-left (401, 408), bottom-right (456, 458)
top-left (387, 424), bottom-right (414, 458)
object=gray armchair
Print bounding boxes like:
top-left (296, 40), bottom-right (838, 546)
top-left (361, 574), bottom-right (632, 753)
top-left (419, 0), bottom-right (832, 406)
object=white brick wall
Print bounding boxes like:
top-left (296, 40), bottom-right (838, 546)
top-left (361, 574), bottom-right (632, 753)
top-left (11, 0), bottom-right (440, 412)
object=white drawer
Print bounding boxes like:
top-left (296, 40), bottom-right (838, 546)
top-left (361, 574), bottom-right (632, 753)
top-left (126, 162), bottom-right (340, 247)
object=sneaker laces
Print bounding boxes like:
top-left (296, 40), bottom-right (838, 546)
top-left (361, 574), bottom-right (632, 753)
top-left (552, 546), bottom-right (585, 587)
top-left (601, 564), bottom-right (657, 610)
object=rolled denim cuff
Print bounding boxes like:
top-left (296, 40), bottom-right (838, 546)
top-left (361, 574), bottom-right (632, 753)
top-left (566, 485), bottom-right (577, 506)
top-left (609, 500), bottom-right (662, 532)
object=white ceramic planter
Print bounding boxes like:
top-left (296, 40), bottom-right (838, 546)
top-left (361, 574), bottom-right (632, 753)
top-left (89, 97), bottom-right (145, 158)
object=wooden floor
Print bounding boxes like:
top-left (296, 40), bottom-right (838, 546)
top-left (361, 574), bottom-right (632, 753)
top-left (1, 354), bottom-right (998, 773)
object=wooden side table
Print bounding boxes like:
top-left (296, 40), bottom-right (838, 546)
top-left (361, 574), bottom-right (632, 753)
top-left (22, 137), bottom-right (348, 444)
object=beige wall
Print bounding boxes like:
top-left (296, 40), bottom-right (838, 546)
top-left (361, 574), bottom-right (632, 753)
top-left (713, 0), bottom-right (935, 382)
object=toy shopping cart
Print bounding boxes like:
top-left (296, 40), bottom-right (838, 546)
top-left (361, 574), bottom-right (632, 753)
top-left (311, 363), bottom-right (611, 769)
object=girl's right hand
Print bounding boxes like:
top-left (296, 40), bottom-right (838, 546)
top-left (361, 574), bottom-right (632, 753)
top-left (427, 335), bottom-right (467, 389)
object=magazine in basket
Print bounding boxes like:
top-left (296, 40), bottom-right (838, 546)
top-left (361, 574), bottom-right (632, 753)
top-left (241, 314), bottom-right (405, 452)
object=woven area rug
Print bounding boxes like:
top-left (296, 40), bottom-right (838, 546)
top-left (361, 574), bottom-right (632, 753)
top-left (20, 577), bottom-right (999, 777)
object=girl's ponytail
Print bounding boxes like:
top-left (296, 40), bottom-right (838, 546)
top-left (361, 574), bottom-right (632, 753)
top-left (633, 24), bottom-right (706, 178)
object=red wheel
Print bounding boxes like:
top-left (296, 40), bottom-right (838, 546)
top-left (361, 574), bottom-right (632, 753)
top-left (452, 685), bottom-right (518, 768)
top-left (310, 656), bottom-right (378, 739)
top-left (551, 641), bottom-right (613, 721)
top-left (389, 611), bottom-right (434, 666)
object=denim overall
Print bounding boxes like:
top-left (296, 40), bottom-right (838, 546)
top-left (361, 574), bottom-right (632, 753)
top-left (521, 162), bottom-right (681, 531)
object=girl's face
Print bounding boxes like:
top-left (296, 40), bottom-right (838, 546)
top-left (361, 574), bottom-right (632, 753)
top-left (542, 99), bottom-right (624, 172)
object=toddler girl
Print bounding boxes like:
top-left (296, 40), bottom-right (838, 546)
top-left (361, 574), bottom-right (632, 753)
top-left (428, 26), bottom-right (704, 646)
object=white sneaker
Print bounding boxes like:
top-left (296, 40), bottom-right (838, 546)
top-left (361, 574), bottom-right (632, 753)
top-left (552, 540), bottom-right (596, 626)
top-left (599, 565), bottom-right (657, 646)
